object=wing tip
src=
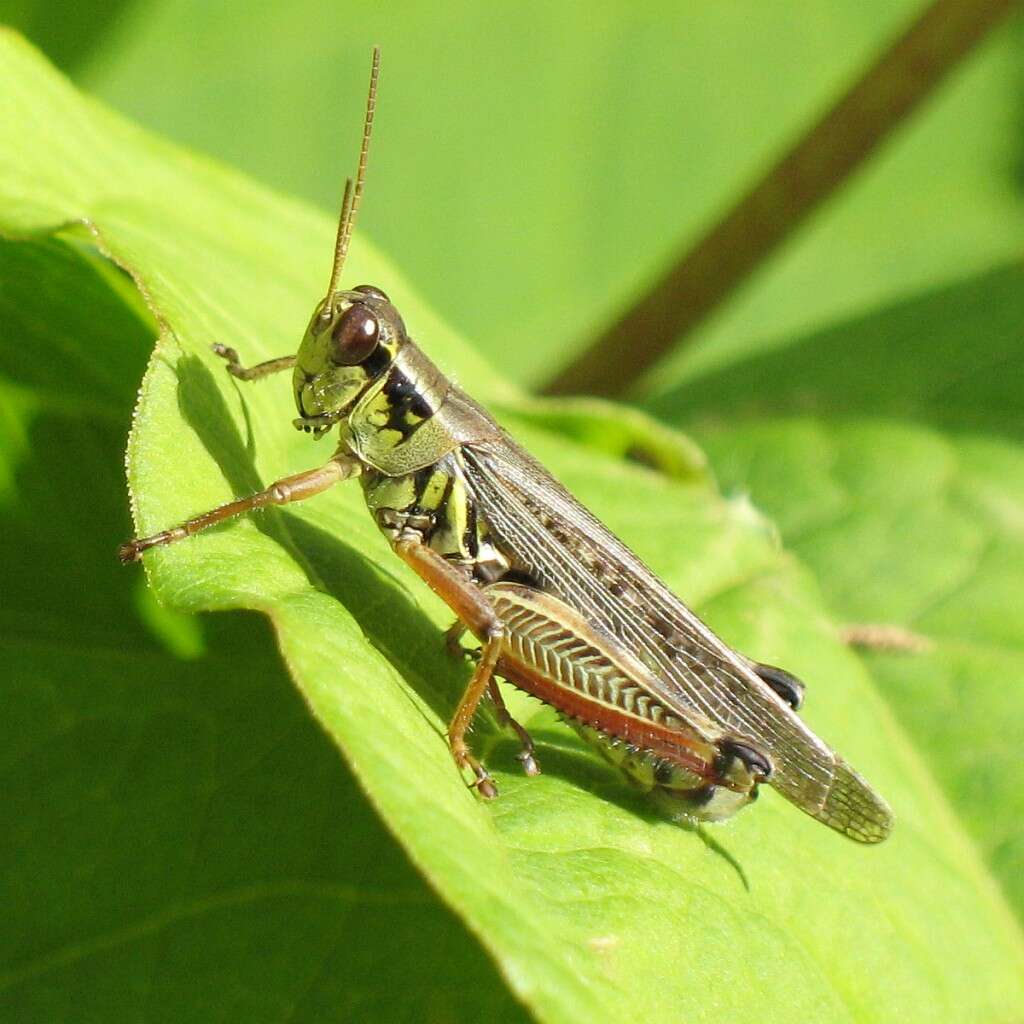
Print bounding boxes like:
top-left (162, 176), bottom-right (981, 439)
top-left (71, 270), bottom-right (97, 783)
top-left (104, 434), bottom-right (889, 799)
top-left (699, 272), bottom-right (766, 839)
top-left (815, 759), bottom-right (894, 844)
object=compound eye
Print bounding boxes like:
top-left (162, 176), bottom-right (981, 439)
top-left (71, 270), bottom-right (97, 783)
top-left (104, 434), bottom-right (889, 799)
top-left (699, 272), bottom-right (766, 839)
top-left (354, 284), bottom-right (389, 302)
top-left (331, 304), bottom-right (380, 365)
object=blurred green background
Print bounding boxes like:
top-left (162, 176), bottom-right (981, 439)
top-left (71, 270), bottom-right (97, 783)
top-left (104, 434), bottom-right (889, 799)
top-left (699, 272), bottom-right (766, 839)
top-left (3, 2), bottom-right (1024, 1022)
top-left (11, 0), bottom-right (1024, 387)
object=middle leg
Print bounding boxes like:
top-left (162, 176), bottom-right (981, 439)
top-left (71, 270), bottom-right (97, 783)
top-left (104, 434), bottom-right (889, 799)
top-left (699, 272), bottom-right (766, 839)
top-left (487, 679), bottom-right (541, 777)
top-left (444, 617), bottom-right (540, 777)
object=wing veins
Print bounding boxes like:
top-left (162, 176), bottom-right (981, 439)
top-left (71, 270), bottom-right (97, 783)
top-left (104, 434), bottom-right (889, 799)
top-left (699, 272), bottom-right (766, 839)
top-left (462, 438), bottom-right (837, 809)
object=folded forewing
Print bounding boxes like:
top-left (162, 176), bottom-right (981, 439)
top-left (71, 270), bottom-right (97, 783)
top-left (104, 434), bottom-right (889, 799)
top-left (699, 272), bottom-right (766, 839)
top-left (460, 434), bottom-right (892, 842)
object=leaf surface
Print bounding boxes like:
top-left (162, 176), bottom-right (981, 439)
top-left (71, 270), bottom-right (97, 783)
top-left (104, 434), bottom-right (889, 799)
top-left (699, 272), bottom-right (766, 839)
top-left (0, 232), bottom-right (529, 1024)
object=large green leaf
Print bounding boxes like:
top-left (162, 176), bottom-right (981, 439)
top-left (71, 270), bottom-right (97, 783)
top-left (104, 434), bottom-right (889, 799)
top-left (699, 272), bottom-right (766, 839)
top-left (0, 234), bottom-right (528, 1023)
top-left (3, 32), bottom-right (1024, 1023)
top-left (649, 265), bottom-right (1024, 916)
top-left (74, 0), bottom-right (1024, 385)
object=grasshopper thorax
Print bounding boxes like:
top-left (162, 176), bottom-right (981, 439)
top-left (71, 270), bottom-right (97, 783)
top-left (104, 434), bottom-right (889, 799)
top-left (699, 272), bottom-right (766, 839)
top-left (292, 285), bottom-right (406, 436)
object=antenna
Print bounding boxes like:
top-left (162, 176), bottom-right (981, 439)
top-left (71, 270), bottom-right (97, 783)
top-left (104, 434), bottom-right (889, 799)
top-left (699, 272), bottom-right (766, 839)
top-left (323, 45), bottom-right (381, 315)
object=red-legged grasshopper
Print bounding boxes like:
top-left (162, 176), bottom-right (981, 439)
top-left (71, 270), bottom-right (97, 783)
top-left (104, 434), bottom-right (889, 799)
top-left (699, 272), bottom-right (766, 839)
top-left (120, 49), bottom-right (892, 844)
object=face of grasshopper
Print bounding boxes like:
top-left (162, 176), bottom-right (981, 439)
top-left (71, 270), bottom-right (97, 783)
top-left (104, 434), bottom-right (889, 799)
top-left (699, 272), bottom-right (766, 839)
top-left (292, 285), bottom-right (405, 435)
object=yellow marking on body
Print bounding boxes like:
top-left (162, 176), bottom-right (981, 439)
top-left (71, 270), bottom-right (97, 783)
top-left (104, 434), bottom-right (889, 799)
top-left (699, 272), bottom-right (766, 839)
top-left (367, 406), bottom-right (390, 428)
top-left (375, 428), bottom-right (405, 450)
top-left (430, 475), bottom-right (471, 559)
top-left (446, 477), bottom-right (469, 540)
top-left (419, 469), bottom-right (450, 511)
top-left (401, 410), bottom-right (427, 428)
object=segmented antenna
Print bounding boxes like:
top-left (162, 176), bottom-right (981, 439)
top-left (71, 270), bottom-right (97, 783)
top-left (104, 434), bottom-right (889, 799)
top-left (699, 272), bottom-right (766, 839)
top-left (323, 45), bottom-right (381, 315)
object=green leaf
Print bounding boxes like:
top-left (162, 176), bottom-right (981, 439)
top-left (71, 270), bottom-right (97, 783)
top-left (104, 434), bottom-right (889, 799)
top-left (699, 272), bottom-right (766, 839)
top-left (648, 264), bottom-right (1024, 917)
top-left (74, 1), bottom-right (1024, 385)
top-left (4, 32), bottom-right (1024, 1023)
top-left (497, 395), bottom-right (709, 482)
top-left (0, 234), bottom-right (528, 1024)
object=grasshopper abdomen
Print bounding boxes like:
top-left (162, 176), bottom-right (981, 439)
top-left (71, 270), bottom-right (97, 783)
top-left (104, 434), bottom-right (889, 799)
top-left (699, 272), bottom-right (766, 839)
top-left (484, 582), bottom-right (767, 817)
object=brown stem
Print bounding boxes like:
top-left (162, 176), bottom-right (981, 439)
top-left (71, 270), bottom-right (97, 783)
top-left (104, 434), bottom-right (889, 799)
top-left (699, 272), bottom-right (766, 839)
top-left (542, 0), bottom-right (1022, 398)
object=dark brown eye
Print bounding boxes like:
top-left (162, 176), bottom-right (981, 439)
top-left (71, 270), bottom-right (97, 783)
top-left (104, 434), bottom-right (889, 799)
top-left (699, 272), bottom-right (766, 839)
top-left (354, 284), bottom-right (389, 302)
top-left (331, 305), bottom-right (380, 365)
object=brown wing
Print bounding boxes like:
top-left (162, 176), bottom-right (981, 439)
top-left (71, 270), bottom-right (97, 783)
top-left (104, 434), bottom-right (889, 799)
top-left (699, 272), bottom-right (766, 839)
top-left (457, 429), bottom-right (892, 843)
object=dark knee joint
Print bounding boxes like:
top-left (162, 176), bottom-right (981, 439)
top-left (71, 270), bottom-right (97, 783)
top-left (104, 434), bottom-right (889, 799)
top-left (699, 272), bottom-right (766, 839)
top-left (751, 662), bottom-right (805, 710)
top-left (718, 739), bottom-right (773, 782)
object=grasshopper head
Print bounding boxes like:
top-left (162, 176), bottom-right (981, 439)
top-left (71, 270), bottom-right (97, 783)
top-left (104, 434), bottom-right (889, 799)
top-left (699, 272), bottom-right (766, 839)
top-left (292, 285), bottom-right (405, 436)
top-left (291, 48), bottom-right (390, 438)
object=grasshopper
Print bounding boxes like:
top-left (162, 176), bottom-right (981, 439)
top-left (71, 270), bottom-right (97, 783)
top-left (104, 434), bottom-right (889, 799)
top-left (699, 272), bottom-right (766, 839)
top-left (120, 49), bottom-right (892, 844)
